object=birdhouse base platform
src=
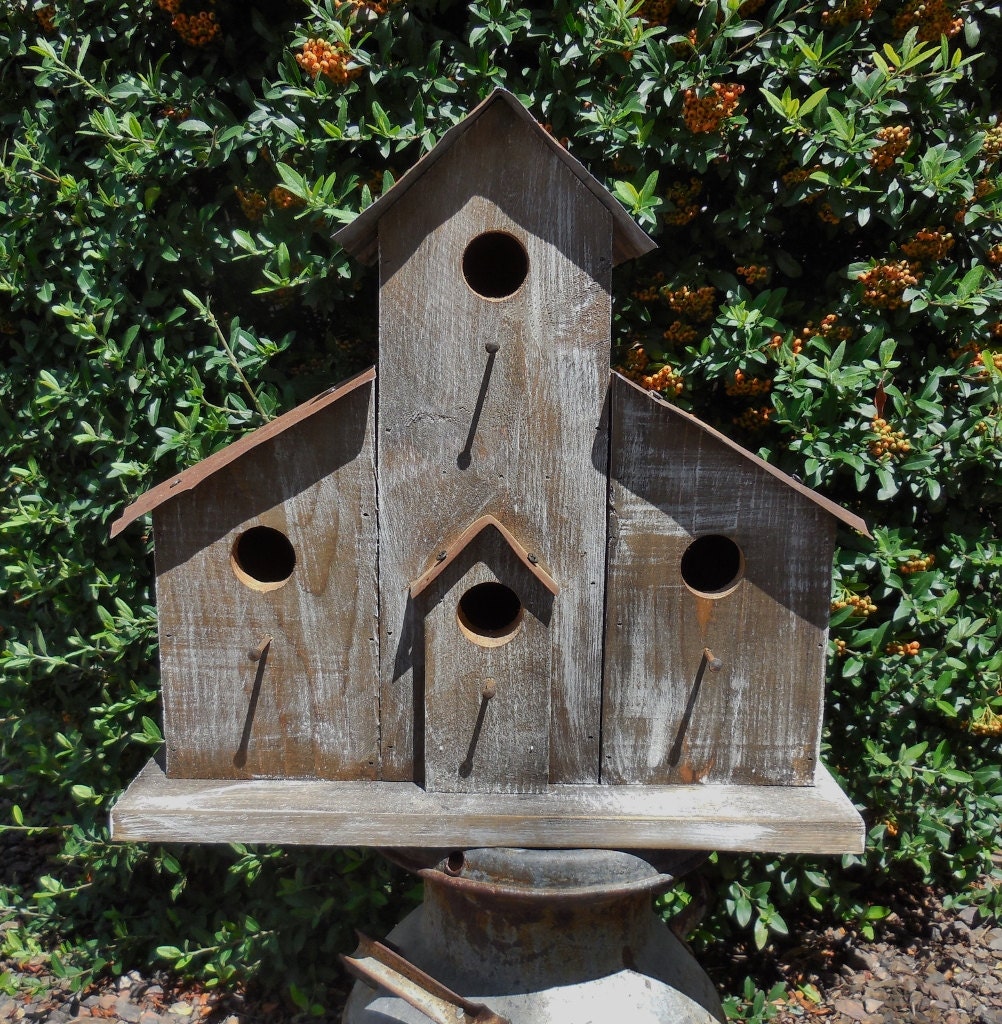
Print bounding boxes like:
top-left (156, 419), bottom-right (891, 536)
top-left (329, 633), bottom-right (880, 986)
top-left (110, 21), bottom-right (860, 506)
top-left (111, 759), bottom-right (864, 854)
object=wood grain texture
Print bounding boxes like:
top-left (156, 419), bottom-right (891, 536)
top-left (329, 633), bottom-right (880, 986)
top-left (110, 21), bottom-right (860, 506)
top-left (602, 374), bottom-right (834, 787)
top-left (422, 526), bottom-right (553, 793)
top-left (376, 96), bottom-right (612, 784)
top-left (111, 758), bottom-right (865, 854)
top-left (153, 381), bottom-right (379, 780)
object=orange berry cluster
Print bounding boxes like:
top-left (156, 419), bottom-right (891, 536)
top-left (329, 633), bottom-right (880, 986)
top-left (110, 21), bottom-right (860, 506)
top-left (988, 243), bottom-right (1002, 266)
top-left (969, 707), bottom-right (1002, 736)
top-left (768, 333), bottom-right (804, 355)
top-left (620, 343), bottom-right (649, 375)
top-left (885, 640), bottom-right (922, 656)
top-left (630, 271), bottom-right (666, 304)
top-left (335, 0), bottom-right (399, 15)
top-left (816, 201), bottom-right (840, 224)
top-left (156, 0), bottom-right (181, 11)
top-left (737, 264), bottom-right (768, 285)
top-left (172, 10), bottom-right (220, 47)
top-left (884, 819), bottom-right (900, 837)
top-left (858, 260), bottom-right (922, 310)
top-left (733, 406), bottom-right (772, 432)
top-left (36, 4), bottom-right (56, 31)
top-left (781, 166), bottom-right (813, 189)
top-left (642, 365), bottom-right (685, 396)
top-left (159, 104), bottom-right (191, 121)
top-left (663, 284), bottom-right (716, 321)
top-left (682, 83), bottom-right (745, 134)
top-left (982, 125), bottom-right (1002, 161)
top-left (900, 554), bottom-right (935, 574)
top-left (235, 186), bottom-right (267, 221)
top-left (663, 320), bottom-right (698, 345)
top-left (810, 314), bottom-right (853, 343)
top-left (901, 227), bottom-right (954, 261)
top-left (822, 0), bottom-right (880, 25)
top-left (892, 0), bottom-right (963, 41)
top-left (664, 178), bottom-right (702, 226)
top-left (869, 417), bottom-right (912, 459)
top-left (297, 38), bottom-right (362, 84)
top-left (269, 185), bottom-right (305, 210)
top-left (737, 0), bottom-right (766, 15)
top-left (869, 126), bottom-right (911, 171)
top-left (832, 593), bottom-right (877, 616)
top-left (833, 638), bottom-right (848, 657)
top-left (671, 28), bottom-right (699, 55)
top-left (638, 0), bottom-right (675, 25)
top-left (726, 369), bottom-right (772, 396)
top-left (974, 349), bottom-right (1002, 379)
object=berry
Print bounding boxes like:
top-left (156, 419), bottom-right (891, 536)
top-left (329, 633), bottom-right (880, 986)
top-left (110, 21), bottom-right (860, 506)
top-left (822, 0), bottom-right (880, 25)
top-left (901, 227), bottom-right (954, 261)
top-left (35, 4), bottom-right (56, 31)
top-left (893, 0), bottom-right (963, 41)
top-left (662, 321), bottom-right (698, 346)
top-left (857, 260), bottom-right (922, 310)
top-left (732, 406), bottom-right (772, 432)
top-left (638, 0), bottom-right (675, 25)
top-left (725, 369), bottom-right (772, 397)
top-left (172, 10), bottom-right (220, 47)
top-left (664, 178), bottom-right (702, 226)
top-left (869, 125), bottom-right (911, 172)
top-left (235, 186), bottom-right (267, 221)
top-left (682, 83), bottom-right (745, 134)
top-left (297, 38), bottom-right (363, 84)
top-left (869, 417), bottom-right (912, 460)
top-left (269, 185), bottom-right (305, 210)
top-left (662, 284), bottom-right (716, 322)
top-left (736, 264), bottom-right (769, 286)
top-left (831, 594), bottom-right (878, 616)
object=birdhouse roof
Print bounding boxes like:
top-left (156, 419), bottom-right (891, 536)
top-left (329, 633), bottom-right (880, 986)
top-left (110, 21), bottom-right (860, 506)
top-left (410, 514), bottom-right (559, 598)
top-left (613, 372), bottom-right (871, 537)
top-left (109, 366), bottom-right (375, 539)
top-left (333, 90), bottom-right (656, 268)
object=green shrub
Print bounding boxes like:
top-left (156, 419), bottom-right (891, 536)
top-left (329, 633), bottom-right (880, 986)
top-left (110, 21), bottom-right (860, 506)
top-left (2, 0), bottom-right (1000, 1007)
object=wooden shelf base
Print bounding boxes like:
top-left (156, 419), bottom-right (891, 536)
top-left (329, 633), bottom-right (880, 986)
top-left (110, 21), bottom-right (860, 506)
top-left (110, 759), bottom-right (864, 854)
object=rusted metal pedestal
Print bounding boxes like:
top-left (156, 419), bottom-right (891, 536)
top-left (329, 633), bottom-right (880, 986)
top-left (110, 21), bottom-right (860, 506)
top-left (342, 848), bottom-right (724, 1024)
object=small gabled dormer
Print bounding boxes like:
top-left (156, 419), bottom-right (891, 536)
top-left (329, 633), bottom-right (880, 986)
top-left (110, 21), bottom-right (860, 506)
top-left (411, 515), bottom-right (558, 795)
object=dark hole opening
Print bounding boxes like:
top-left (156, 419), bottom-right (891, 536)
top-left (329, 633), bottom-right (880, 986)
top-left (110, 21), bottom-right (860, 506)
top-left (462, 232), bottom-right (529, 299)
top-left (680, 535), bottom-right (743, 596)
top-left (233, 526), bottom-right (296, 585)
top-left (457, 581), bottom-right (522, 641)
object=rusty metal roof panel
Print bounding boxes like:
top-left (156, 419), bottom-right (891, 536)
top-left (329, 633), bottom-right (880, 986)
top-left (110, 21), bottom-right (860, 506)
top-left (333, 90), bottom-right (656, 268)
top-left (109, 366), bottom-right (376, 539)
top-left (611, 371), bottom-right (871, 537)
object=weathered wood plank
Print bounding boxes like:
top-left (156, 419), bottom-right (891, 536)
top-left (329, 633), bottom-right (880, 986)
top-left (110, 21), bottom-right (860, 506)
top-left (377, 97), bottom-right (612, 784)
top-left (110, 758), bottom-right (865, 854)
top-left (602, 374), bottom-right (834, 787)
top-left (154, 381), bottom-right (379, 780)
top-left (422, 526), bottom-right (552, 793)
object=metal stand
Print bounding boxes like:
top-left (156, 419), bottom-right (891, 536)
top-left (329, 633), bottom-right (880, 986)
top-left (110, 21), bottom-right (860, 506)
top-left (342, 848), bottom-right (724, 1024)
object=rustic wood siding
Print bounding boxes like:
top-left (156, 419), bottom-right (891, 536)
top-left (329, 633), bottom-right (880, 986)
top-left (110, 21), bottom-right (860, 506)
top-left (602, 375), bottom-right (834, 786)
top-left (154, 382), bottom-right (379, 780)
top-left (376, 98), bottom-right (612, 784)
top-left (422, 527), bottom-right (552, 793)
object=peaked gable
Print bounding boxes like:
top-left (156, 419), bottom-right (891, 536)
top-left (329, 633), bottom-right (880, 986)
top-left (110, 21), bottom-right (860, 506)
top-left (611, 372), bottom-right (870, 537)
top-left (410, 514), bottom-right (559, 598)
top-left (333, 90), bottom-right (655, 268)
top-left (110, 367), bottom-right (376, 538)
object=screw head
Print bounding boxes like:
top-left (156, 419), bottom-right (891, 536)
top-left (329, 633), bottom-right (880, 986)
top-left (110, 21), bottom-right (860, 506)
top-left (485, 341), bottom-right (500, 354)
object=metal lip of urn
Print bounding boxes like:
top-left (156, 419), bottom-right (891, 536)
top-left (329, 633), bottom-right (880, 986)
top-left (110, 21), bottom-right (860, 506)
top-left (342, 848), bottom-right (724, 1024)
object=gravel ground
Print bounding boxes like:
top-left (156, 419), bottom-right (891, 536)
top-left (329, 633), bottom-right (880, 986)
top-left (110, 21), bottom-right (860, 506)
top-left (1, 881), bottom-right (999, 1024)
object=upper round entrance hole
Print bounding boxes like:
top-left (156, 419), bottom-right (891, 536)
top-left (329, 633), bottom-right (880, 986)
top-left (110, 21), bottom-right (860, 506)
top-left (461, 232), bottom-right (529, 300)
top-left (231, 526), bottom-right (296, 592)
top-left (457, 581), bottom-right (523, 646)
top-left (680, 535), bottom-right (744, 597)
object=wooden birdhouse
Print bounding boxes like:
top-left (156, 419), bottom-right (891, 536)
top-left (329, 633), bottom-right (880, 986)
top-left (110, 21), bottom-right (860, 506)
top-left (111, 91), bottom-right (867, 855)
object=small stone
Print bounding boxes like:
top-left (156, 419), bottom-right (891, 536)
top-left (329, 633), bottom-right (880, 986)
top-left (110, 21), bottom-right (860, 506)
top-left (139, 1013), bottom-right (164, 1024)
top-left (167, 1004), bottom-right (193, 1018)
top-left (864, 998), bottom-right (884, 1013)
top-left (116, 1000), bottom-right (143, 1023)
top-left (0, 1002), bottom-right (17, 1020)
top-left (143, 987), bottom-right (163, 1001)
top-left (958, 906), bottom-right (979, 927)
top-left (834, 997), bottom-right (868, 1020)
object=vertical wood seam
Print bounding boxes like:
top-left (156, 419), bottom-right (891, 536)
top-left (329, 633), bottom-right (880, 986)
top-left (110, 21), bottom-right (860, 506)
top-left (597, 374), bottom-right (615, 785)
top-left (373, 325), bottom-right (384, 780)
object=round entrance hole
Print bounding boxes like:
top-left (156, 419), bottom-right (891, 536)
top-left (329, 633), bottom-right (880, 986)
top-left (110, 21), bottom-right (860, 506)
top-left (461, 231), bottom-right (529, 299)
top-left (457, 581), bottom-right (523, 646)
top-left (231, 525), bottom-right (296, 592)
top-left (680, 534), bottom-right (744, 597)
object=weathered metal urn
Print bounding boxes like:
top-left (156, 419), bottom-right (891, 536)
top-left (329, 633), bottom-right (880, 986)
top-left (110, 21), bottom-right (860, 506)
top-left (341, 848), bottom-right (723, 1024)
top-left (109, 90), bottom-right (868, 1024)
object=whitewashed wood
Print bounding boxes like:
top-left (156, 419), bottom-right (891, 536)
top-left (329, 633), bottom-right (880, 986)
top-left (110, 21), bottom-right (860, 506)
top-left (422, 527), bottom-right (552, 793)
top-left (111, 758), bottom-right (865, 854)
top-left (377, 97), bottom-right (612, 784)
top-left (154, 381), bottom-right (379, 780)
top-left (602, 374), bottom-right (834, 787)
